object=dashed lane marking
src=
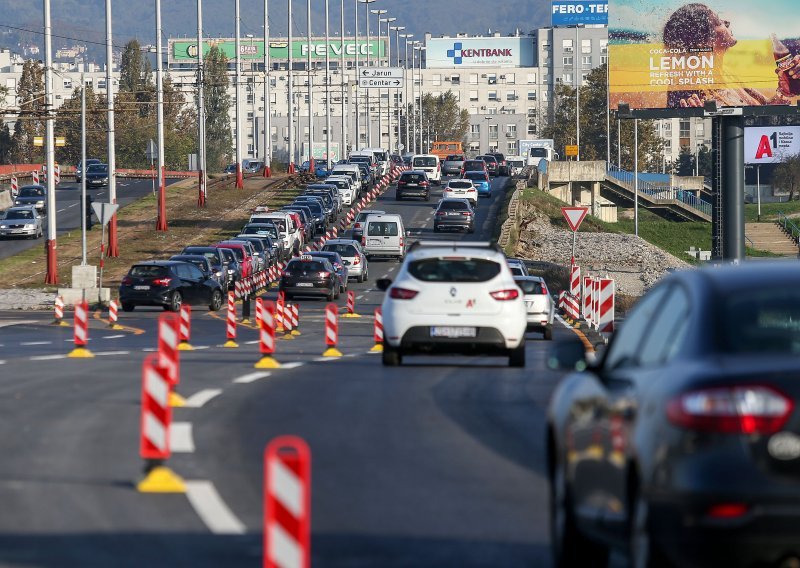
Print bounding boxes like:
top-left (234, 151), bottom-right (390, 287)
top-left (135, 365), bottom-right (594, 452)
top-left (233, 371), bottom-right (271, 384)
top-left (280, 362), bottom-right (305, 370)
top-left (20, 341), bottom-right (53, 346)
top-left (185, 480), bottom-right (246, 535)
top-left (171, 422), bottom-right (195, 453)
top-left (102, 335), bottom-right (126, 340)
top-left (183, 389), bottom-right (223, 408)
top-left (0, 321), bottom-right (37, 328)
top-left (94, 351), bottom-right (131, 356)
top-left (0, 360), bottom-right (6, 365)
top-left (30, 354), bottom-right (67, 361)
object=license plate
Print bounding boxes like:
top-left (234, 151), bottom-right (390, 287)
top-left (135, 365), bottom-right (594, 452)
top-left (431, 326), bottom-right (477, 338)
top-left (296, 282), bottom-right (314, 287)
top-left (134, 285), bottom-right (150, 290)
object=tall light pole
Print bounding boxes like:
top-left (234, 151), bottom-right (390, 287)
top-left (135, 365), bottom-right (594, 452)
top-left (234, 0), bottom-right (244, 187)
top-left (371, 9), bottom-right (387, 147)
top-left (263, 0), bottom-right (271, 175)
top-left (415, 44), bottom-right (426, 154)
top-left (324, 0), bottom-right (331, 168)
top-left (411, 41), bottom-right (419, 153)
top-left (306, 0), bottom-right (314, 169)
top-left (43, 0), bottom-right (58, 283)
top-left (400, 33), bottom-right (412, 154)
top-left (354, 0), bottom-right (360, 149)
top-left (197, 0), bottom-right (208, 202)
top-left (381, 16), bottom-right (396, 151)
top-left (106, 0), bottom-right (120, 253)
top-left (575, 24), bottom-right (581, 162)
top-left (340, 0), bottom-right (347, 155)
top-left (359, 0), bottom-right (377, 147)
top-left (155, 0), bottom-right (169, 229)
top-left (288, 0), bottom-right (296, 172)
top-left (389, 25), bottom-right (403, 154)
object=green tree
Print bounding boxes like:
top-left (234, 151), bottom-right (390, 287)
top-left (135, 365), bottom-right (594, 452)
top-left (673, 146), bottom-right (694, 176)
top-left (773, 154), bottom-right (800, 201)
top-left (202, 46), bottom-right (232, 171)
top-left (119, 39), bottom-right (155, 118)
top-left (421, 91), bottom-right (470, 145)
top-left (10, 60), bottom-right (45, 163)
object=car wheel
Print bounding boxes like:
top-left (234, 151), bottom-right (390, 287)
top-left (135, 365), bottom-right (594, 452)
top-left (168, 291), bottom-right (182, 313)
top-left (509, 340), bottom-right (526, 367)
top-left (208, 289), bottom-right (223, 311)
top-left (382, 344), bottom-right (402, 366)
top-left (121, 302), bottom-right (135, 312)
top-left (425, 191), bottom-right (430, 201)
top-left (544, 327), bottom-right (553, 341)
top-left (327, 289), bottom-right (335, 302)
top-left (629, 493), bottom-right (670, 568)
top-left (551, 460), bottom-right (610, 568)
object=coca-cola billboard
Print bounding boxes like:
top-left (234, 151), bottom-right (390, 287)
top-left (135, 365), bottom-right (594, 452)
top-left (610, 0), bottom-right (800, 110)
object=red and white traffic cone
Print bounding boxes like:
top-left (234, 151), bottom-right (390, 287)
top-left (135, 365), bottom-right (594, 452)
top-left (255, 300), bottom-right (280, 368)
top-left (264, 436), bottom-right (310, 568)
top-left (281, 303), bottom-right (295, 339)
top-left (108, 299), bottom-right (123, 330)
top-left (137, 353), bottom-right (186, 493)
top-left (178, 304), bottom-right (193, 350)
top-left (224, 292), bottom-right (238, 348)
top-left (276, 291), bottom-right (286, 333)
top-left (290, 304), bottom-right (300, 336)
top-left (10, 176), bottom-right (18, 198)
top-left (255, 297), bottom-right (264, 329)
top-left (342, 290), bottom-right (361, 318)
top-left (322, 303), bottom-right (342, 357)
top-left (158, 312), bottom-right (185, 407)
top-left (52, 295), bottom-right (68, 326)
top-left (68, 300), bottom-right (94, 358)
top-left (370, 307), bottom-right (383, 353)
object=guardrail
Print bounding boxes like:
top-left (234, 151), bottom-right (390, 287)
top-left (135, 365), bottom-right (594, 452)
top-left (606, 163), bottom-right (712, 217)
top-left (0, 168), bottom-right (199, 184)
top-left (777, 211), bottom-right (800, 244)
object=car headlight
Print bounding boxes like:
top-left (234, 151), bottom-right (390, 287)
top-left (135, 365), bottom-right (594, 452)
top-left (24, 223), bottom-right (35, 228)
top-left (0, 225), bottom-right (6, 229)
top-left (227, 269), bottom-right (235, 274)
top-left (36, 201), bottom-right (44, 206)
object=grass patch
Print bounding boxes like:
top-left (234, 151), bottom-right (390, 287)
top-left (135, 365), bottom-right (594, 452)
top-left (746, 247), bottom-right (783, 257)
top-left (745, 200), bottom-right (800, 222)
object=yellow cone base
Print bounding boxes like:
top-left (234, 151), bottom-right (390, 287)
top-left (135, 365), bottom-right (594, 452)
top-left (241, 318), bottom-right (251, 324)
top-left (223, 340), bottom-right (239, 348)
top-left (177, 341), bottom-right (194, 351)
top-left (67, 347), bottom-right (95, 358)
top-left (369, 343), bottom-right (384, 353)
top-left (281, 333), bottom-right (295, 340)
top-left (291, 330), bottom-right (301, 336)
top-left (276, 326), bottom-right (285, 334)
top-left (342, 313), bottom-right (362, 318)
top-left (169, 392), bottom-right (186, 407)
top-left (52, 320), bottom-right (69, 327)
top-left (136, 466), bottom-right (186, 493)
top-left (109, 324), bottom-right (124, 330)
top-left (322, 347), bottom-right (343, 357)
top-left (255, 356), bottom-right (281, 369)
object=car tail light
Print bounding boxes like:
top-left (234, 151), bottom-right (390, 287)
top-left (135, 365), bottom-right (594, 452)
top-left (152, 278), bottom-right (172, 286)
top-left (399, 236), bottom-right (404, 248)
top-left (362, 236), bottom-right (367, 245)
top-left (420, 181), bottom-right (429, 187)
top-left (462, 212), bottom-right (471, 216)
top-left (706, 503), bottom-right (749, 519)
top-left (398, 181), bottom-right (406, 186)
top-left (354, 222), bottom-right (362, 229)
top-left (389, 287), bottom-right (418, 300)
top-left (666, 385), bottom-right (793, 435)
top-left (121, 276), bottom-right (133, 286)
top-left (352, 256), bottom-right (360, 265)
top-left (319, 271), bottom-right (331, 278)
top-left (540, 284), bottom-right (548, 295)
top-left (436, 211), bottom-right (447, 216)
top-left (490, 289), bottom-right (520, 301)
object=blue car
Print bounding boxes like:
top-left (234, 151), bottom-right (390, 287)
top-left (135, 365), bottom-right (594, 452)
top-left (463, 171), bottom-right (491, 197)
top-left (315, 163), bottom-right (331, 178)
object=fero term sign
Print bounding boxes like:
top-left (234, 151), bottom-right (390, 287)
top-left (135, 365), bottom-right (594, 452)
top-left (609, 0), bottom-right (800, 110)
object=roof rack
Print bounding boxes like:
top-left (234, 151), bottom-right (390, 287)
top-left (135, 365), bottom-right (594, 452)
top-left (407, 240), bottom-right (502, 253)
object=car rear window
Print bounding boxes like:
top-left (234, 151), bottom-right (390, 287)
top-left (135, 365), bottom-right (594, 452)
top-left (448, 181), bottom-right (472, 189)
top-left (367, 222), bottom-right (399, 237)
top-left (286, 260), bottom-right (326, 273)
top-left (6, 209), bottom-right (34, 219)
top-left (322, 244), bottom-right (358, 256)
top-left (401, 174), bottom-right (425, 182)
top-left (465, 172), bottom-right (487, 181)
top-left (438, 200), bottom-right (469, 210)
top-left (446, 155), bottom-right (465, 161)
top-left (409, 258), bottom-right (501, 283)
top-left (219, 247), bottom-right (244, 261)
top-left (413, 157), bottom-right (437, 167)
top-left (130, 265), bottom-right (169, 278)
top-left (720, 289), bottom-right (800, 354)
top-left (517, 280), bottom-right (545, 294)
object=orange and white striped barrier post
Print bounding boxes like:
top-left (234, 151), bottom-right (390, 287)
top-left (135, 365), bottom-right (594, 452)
top-left (255, 300), bottom-right (280, 368)
top-left (290, 304), bottom-right (300, 336)
top-left (158, 312), bottom-right (185, 407)
top-left (108, 299), bottom-right (123, 330)
top-left (52, 295), bottom-right (68, 326)
top-left (31, 170), bottom-right (39, 184)
top-left (276, 291), bottom-right (286, 333)
top-left (10, 176), bottom-right (18, 198)
top-left (282, 302), bottom-right (295, 340)
top-left (136, 354), bottom-right (186, 493)
top-left (264, 436), bottom-right (311, 568)
top-left (341, 290), bottom-right (361, 318)
top-left (598, 278), bottom-right (615, 337)
top-left (224, 292), bottom-right (239, 348)
top-left (255, 297), bottom-right (264, 329)
top-left (178, 304), bottom-right (193, 350)
top-left (582, 275), bottom-right (592, 321)
top-left (322, 303), bottom-right (342, 357)
top-left (370, 307), bottom-right (383, 352)
top-left (68, 300), bottom-right (94, 358)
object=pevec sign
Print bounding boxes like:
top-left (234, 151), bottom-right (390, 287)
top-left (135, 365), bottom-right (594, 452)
top-left (552, 1), bottom-right (609, 26)
top-left (170, 39), bottom-right (385, 63)
top-left (425, 37), bottom-right (534, 68)
top-left (745, 126), bottom-right (800, 164)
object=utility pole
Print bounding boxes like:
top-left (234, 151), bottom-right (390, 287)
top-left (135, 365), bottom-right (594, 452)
top-left (263, 0), bottom-right (272, 176)
top-left (156, 0), bottom-right (169, 229)
top-left (340, 0), bottom-right (347, 155)
top-left (324, 0), bottom-right (331, 169)
top-left (360, 0), bottom-right (377, 147)
top-left (371, 9), bottom-right (387, 146)
top-left (306, 0), bottom-right (314, 170)
top-left (288, 0), bottom-right (296, 172)
top-left (43, 0), bottom-right (58, 284)
top-left (106, 0), bottom-right (119, 253)
top-left (234, 0), bottom-right (244, 188)
top-left (197, 0), bottom-right (208, 203)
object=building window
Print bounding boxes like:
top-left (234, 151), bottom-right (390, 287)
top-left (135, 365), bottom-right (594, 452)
top-left (489, 124), bottom-right (498, 139)
top-left (696, 121), bottom-right (705, 137)
top-left (63, 79), bottom-right (72, 89)
top-left (487, 107), bottom-right (497, 115)
top-left (507, 141), bottom-right (517, 153)
top-left (469, 106), bottom-right (478, 115)
top-left (469, 90), bottom-right (479, 102)
top-left (562, 73), bottom-right (573, 84)
top-left (470, 124), bottom-right (481, 137)
top-left (526, 73), bottom-right (537, 84)
top-left (563, 56), bottom-right (573, 66)
top-left (581, 72), bottom-right (589, 82)
top-left (562, 39), bottom-right (573, 53)
top-left (527, 91), bottom-right (537, 101)
top-left (528, 123), bottom-right (537, 135)
top-left (601, 55), bottom-right (608, 65)
top-left (582, 56), bottom-right (592, 67)
top-left (97, 79), bottom-right (106, 89)
top-left (247, 94), bottom-right (255, 104)
top-left (506, 90), bottom-right (517, 101)
top-left (679, 119), bottom-right (691, 138)
top-left (542, 90), bottom-right (549, 102)
top-left (488, 90), bottom-right (498, 101)
top-left (582, 39), bottom-right (592, 54)
top-left (469, 142), bottom-right (480, 153)
top-left (506, 124), bottom-right (517, 138)
top-left (600, 39), bottom-right (608, 54)
top-left (431, 74), bottom-right (441, 86)
top-left (505, 73), bottom-right (515, 84)
top-left (664, 139), bottom-right (672, 150)
top-left (247, 111), bottom-right (254, 120)
top-left (450, 74), bottom-right (460, 85)
top-left (487, 73), bottom-right (497, 85)
top-left (542, 42), bottom-right (551, 52)
top-left (469, 73), bottom-right (478, 84)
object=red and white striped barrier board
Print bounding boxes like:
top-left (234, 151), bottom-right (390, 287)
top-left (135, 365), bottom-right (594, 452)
top-left (225, 292), bottom-right (238, 347)
top-left (283, 303), bottom-right (295, 335)
top-left (179, 304), bottom-right (192, 348)
top-left (53, 294), bottom-right (65, 325)
top-left (598, 278), bottom-right (615, 335)
top-left (325, 303), bottom-right (338, 347)
top-left (564, 293), bottom-right (580, 322)
top-left (158, 313), bottom-right (181, 386)
top-left (582, 276), bottom-right (592, 321)
top-left (592, 277), bottom-right (600, 330)
top-left (570, 265), bottom-right (581, 302)
top-left (109, 299), bottom-right (119, 327)
top-left (260, 301), bottom-right (276, 356)
top-left (264, 436), bottom-right (311, 568)
top-left (10, 176), bottom-right (17, 197)
top-left (346, 291), bottom-right (355, 315)
top-left (558, 291), bottom-right (566, 311)
top-left (140, 354), bottom-right (172, 460)
top-left (290, 304), bottom-right (299, 335)
top-left (256, 297), bottom-right (264, 329)
top-left (31, 170), bottom-right (39, 184)
top-left (53, 164), bottom-right (60, 185)
top-left (276, 292), bottom-right (286, 332)
top-left (235, 280), bottom-right (243, 300)
top-left (374, 308), bottom-right (383, 344)
top-left (73, 300), bottom-right (89, 347)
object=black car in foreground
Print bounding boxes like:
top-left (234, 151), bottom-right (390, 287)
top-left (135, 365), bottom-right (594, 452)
top-left (85, 163), bottom-right (109, 187)
top-left (278, 255), bottom-right (337, 301)
top-left (396, 170), bottom-right (430, 201)
top-left (13, 185), bottom-right (47, 214)
top-left (547, 262), bottom-right (800, 568)
top-left (119, 260), bottom-right (224, 312)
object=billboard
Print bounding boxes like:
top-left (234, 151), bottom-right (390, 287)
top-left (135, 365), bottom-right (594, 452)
top-left (745, 126), bottom-right (800, 164)
top-left (609, 0), bottom-right (800, 110)
top-left (425, 37), bottom-right (535, 68)
top-left (552, 1), bottom-right (609, 26)
top-left (170, 39), bottom-right (385, 63)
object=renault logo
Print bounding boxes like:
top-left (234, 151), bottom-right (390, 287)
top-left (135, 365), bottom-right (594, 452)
top-left (449, 287), bottom-right (457, 297)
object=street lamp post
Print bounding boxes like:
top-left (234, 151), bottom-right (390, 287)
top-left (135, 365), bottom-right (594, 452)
top-left (288, 0), bottom-right (296, 172)
top-left (370, 9), bottom-right (387, 148)
top-left (400, 34), bottom-right (412, 154)
top-left (379, 15), bottom-right (395, 150)
top-left (324, 0), bottom-right (331, 169)
top-left (359, 0), bottom-right (377, 147)
top-left (263, 0), bottom-right (271, 175)
top-left (306, 0), bottom-right (314, 170)
top-left (415, 44), bottom-right (426, 154)
top-left (197, 0), bottom-right (208, 199)
top-left (340, 0), bottom-right (347, 155)
top-left (389, 25), bottom-right (404, 154)
top-left (234, 0), bottom-right (244, 188)
top-left (410, 41), bottom-right (418, 153)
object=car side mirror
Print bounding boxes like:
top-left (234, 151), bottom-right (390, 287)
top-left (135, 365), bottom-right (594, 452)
top-left (547, 337), bottom-right (589, 372)
top-left (376, 278), bottom-right (392, 291)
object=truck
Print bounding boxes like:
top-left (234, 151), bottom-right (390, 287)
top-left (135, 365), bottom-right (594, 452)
top-left (518, 139), bottom-right (558, 166)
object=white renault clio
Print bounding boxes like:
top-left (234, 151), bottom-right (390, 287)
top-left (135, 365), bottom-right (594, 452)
top-left (377, 241), bottom-right (527, 367)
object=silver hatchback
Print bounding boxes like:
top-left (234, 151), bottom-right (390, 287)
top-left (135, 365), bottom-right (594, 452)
top-left (0, 206), bottom-right (43, 239)
top-left (515, 276), bottom-right (554, 340)
top-left (321, 239), bottom-right (369, 282)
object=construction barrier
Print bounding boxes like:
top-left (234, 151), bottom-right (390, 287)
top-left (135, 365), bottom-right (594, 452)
top-left (370, 307), bottom-right (383, 353)
top-left (582, 276), bottom-right (592, 322)
top-left (342, 290), bottom-right (361, 318)
top-left (570, 265), bottom-right (581, 302)
top-left (255, 300), bottom-right (280, 368)
top-left (10, 176), bottom-right (17, 198)
top-left (276, 291), bottom-right (286, 333)
top-left (52, 295), bottom-right (67, 326)
top-left (158, 313), bottom-right (185, 407)
top-left (264, 436), bottom-right (311, 568)
top-left (598, 278), bottom-right (615, 335)
top-left (178, 304), bottom-right (193, 350)
top-left (108, 299), bottom-right (123, 330)
top-left (136, 354), bottom-right (185, 493)
top-left (68, 300), bottom-right (93, 358)
top-left (322, 303), bottom-right (342, 357)
top-left (255, 297), bottom-right (264, 329)
top-left (53, 164), bottom-right (60, 185)
top-left (32, 171), bottom-right (39, 184)
top-left (592, 277), bottom-right (600, 330)
top-left (282, 303), bottom-right (295, 339)
top-left (290, 304), bottom-right (300, 336)
top-left (224, 292), bottom-right (238, 348)
top-left (235, 280), bottom-right (243, 301)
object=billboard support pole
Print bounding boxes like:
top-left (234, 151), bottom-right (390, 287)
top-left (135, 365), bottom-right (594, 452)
top-left (722, 115), bottom-right (745, 262)
top-left (757, 164), bottom-right (761, 222)
top-left (575, 25), bottom-right (580, 162)
top-left (634, 118), bottom-right (639, 237)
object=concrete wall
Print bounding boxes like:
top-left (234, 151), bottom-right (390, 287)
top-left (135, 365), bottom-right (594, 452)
top-left (0, 189), bottom-right (13, 210)
top-left (548, 160), bottom-right (607, 183)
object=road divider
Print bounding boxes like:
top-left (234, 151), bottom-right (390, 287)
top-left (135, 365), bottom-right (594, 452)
top-left (370, 308), bottom-right (384, 353)
top-left (178, 304), bottom-right (193, 351)
top-left (158, 313), bottom-right (185, 407)
top-left (290, 304), bottom-right (300, 336)
top-left (282, 303), bottom-right (296, 340)
top-left (67, 300), bottom-right (94, 358)
top-left (342, 290), bottom-right (361, 318)
top-left (224, 292), bottom-right (239, 348)
top-left (52, 295), bottom-right (68, 327)
top-left (108, 300), bottom-right (123, 330)
top-left (255, 300), bottom-right (280, 369)
top-left (323, 303), bottom-right (342, 357)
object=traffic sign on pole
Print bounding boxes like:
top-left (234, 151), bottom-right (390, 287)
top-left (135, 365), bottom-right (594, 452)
top-left (358, 77), bottom-right (403, 89)
top-left (91, 202), bottom-right (120, 226)
top-left (359, 66), bottom-right (403, 79)
top-left (561, 207), bottom-right (589, 232)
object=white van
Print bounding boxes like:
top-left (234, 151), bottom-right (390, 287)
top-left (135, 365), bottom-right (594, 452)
top-left (362, 214), bottom-right (406, 260)
top-left (411, 154), bottom-right (441, 185)
top-left (360, 147), bottom-right (390, 177)
top-left (250, 212), bottom-right (301, 256)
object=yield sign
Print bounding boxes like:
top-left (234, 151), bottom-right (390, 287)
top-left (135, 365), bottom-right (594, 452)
top-left (561, 207), bottom-right (588, 232)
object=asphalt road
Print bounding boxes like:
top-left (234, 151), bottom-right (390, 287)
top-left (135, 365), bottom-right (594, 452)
top-left (0, 174), bottom-right (581, 567)
top-left (0, 177), bottom-right (179, 261)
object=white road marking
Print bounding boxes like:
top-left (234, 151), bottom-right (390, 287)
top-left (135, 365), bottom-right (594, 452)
top-left (233, 371), bottom-right (272, 384)
top-left (185, 480), bottom-right (246, 535)
top-left (313, 356), bottom-right (338, 362)
top-left (67, 203), bottom-right (78, 208)
top-left (30, 354), bottom-right (67, 361)
top-left (94, 351), bottom-right (131, 356)
top-left (0, 321), bottom-right (37, 328)
top-left (280, 362), bottom-right (304, 369)
top-left (244, 340), bottom-right (260, 345)
top-left (0, 360), bottom-right (6, 365)
top-left (142, 347), bottom-right (157, 352)
top-left (102, 335), bottom-right (126, 339)
top-left (20, 341), bottom-right (52, 346)
top-left (183, 389), bottom-right (223, 408)
top-left (57, 208), bottom-right (67, 213)
top-left (170, 422), bottom-right (195, 453)
top-left (192, 345), bottom-right (210, 350)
